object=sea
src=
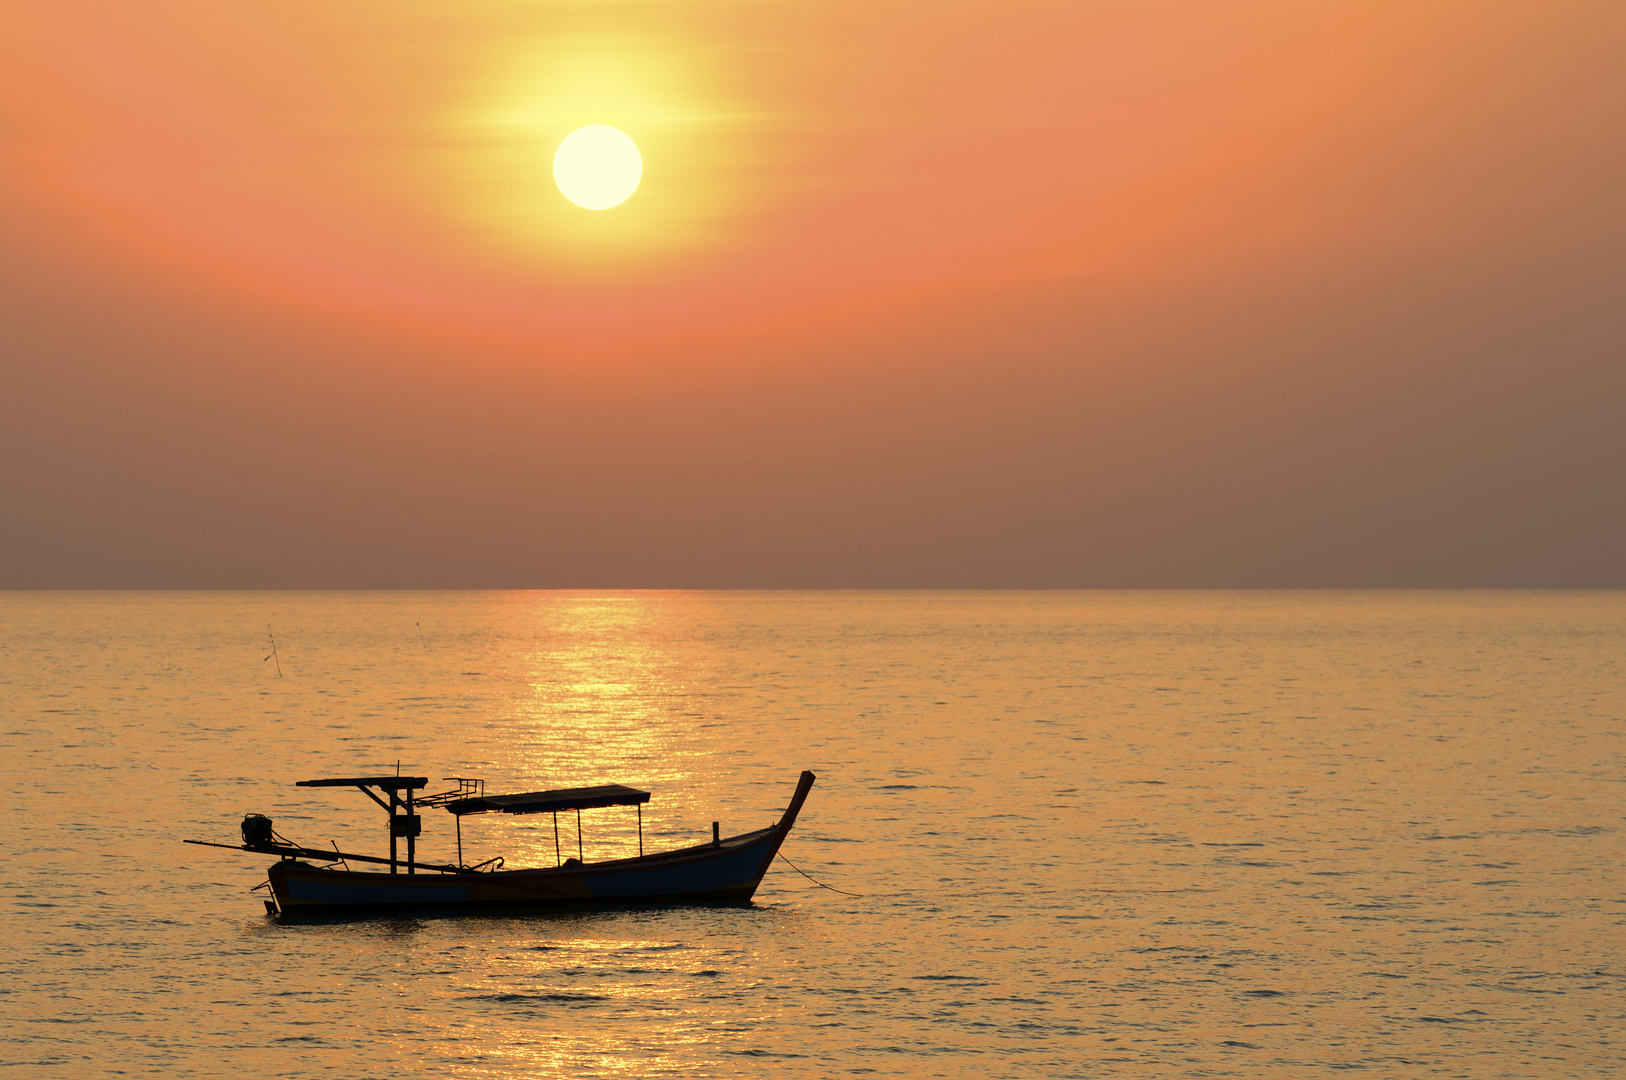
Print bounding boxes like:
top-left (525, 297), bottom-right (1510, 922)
top-left (2, 591), bottom-right (1622, 1079)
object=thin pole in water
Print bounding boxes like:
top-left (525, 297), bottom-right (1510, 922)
top-left (264, 626), bottom-right (282, 678)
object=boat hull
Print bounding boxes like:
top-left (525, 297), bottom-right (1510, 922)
top-left (264, 772), bottom-right (816, 915)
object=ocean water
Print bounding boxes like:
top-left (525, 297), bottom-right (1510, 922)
top-left (2, 590), bottom-right (1623, 1079)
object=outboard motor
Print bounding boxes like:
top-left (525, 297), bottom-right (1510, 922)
top-left (241, 813), bottom-right (276, 847)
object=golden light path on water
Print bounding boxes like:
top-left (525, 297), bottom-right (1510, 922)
top-left (467, 594), bottom-right (716, 871)
top-left (4, 591), bottom-right (1625, 1077)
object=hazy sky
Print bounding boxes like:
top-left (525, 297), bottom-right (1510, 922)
top-left (2, 0), bottom-right (1622, 587)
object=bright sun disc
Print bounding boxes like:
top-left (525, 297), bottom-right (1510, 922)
top-left (553, 125), bottom-right (642, 210)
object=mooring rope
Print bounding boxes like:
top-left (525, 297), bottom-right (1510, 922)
top-left (775, 852), bottom-right (865, 897)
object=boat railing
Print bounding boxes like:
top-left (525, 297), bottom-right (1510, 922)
top-left (418, 777), bottom-right (485, 807)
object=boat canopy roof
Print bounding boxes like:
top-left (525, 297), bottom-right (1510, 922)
top-left (297, 776), bottom-right (428, 790)
top-left (446, 783), bottom-right (651, 817)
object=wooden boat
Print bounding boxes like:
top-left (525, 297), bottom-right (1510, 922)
top-left (186, 770), bottom-right (816, 915)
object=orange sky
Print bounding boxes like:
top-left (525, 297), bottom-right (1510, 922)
top-left (1, 1), bottom-right (1623, 585)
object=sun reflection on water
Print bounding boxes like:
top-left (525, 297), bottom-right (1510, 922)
top-left (431, 927), bottom-right (769, 1077)
top-left (466, 592), bottom-right (728, 869)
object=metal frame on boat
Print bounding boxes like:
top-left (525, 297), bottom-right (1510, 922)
top-left (186, 770), bottom-right (816, 915)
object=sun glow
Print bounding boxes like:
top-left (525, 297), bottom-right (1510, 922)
top-left (553, 125), bottom-right (643, 210)
top-left (440, 36), bottom-right (762, 275)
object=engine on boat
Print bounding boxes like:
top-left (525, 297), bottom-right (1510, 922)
top-left (241, 814), bottom-right (275, 847)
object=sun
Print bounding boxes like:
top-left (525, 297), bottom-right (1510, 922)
top-left (553, 125), bottom-right (643, 210)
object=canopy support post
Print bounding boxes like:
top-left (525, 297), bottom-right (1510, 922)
top-left (553, 812), bottom-right (561, 867)
top-left (406, 787), bottom-right (416, 875)
top-left (456, 814), bottom-right (463, 869)
top-left (576, 808), bottom-right (584, 863)
top-left (637, 803), bottom-right (643, 858)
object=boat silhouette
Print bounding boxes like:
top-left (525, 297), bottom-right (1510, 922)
top-left (187, 770), bottom-right (816, 915)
